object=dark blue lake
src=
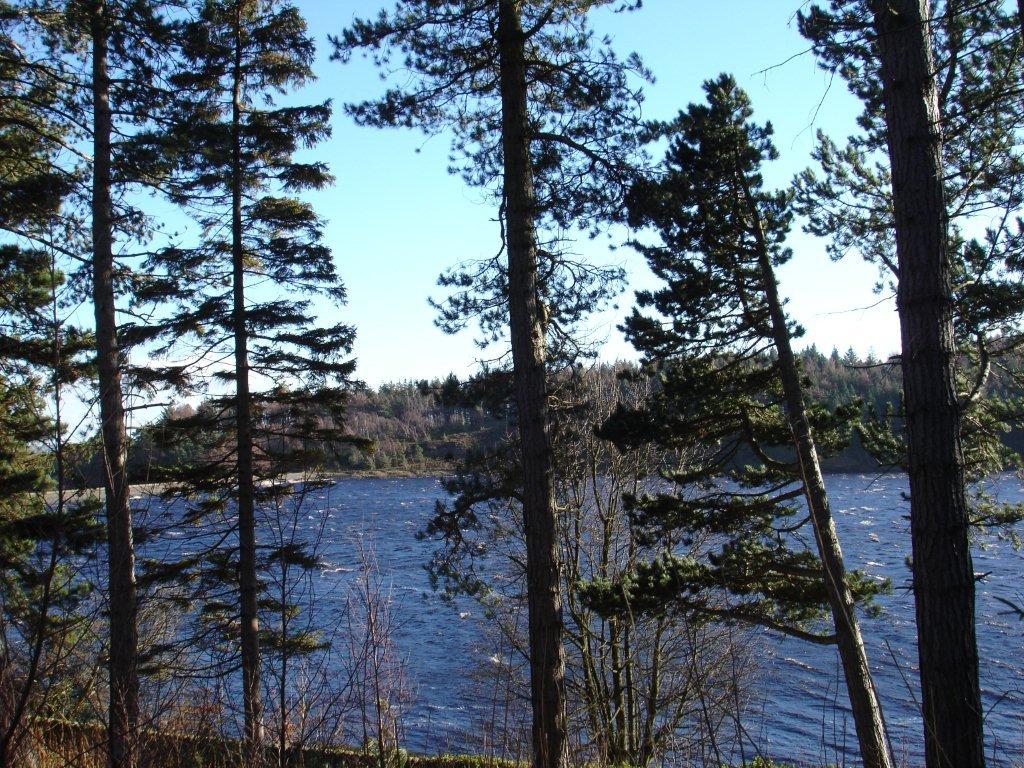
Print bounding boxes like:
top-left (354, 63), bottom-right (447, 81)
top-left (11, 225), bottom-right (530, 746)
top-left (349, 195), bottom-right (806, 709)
top-left (165, 474), bottom-right (1024, 767)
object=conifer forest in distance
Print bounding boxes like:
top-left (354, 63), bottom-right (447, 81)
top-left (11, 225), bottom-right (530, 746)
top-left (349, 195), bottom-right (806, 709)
top-left (3, 2), bottom-right (1024, 768)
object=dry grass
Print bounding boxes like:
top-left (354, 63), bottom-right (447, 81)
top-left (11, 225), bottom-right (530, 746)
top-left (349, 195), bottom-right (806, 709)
top-left (28, 718), bottom-right (519, 768)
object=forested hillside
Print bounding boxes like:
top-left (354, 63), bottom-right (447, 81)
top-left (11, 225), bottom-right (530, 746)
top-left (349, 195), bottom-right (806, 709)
top-left (100, 348), bottom-right (1019, 482)
top-left (116, 375), bottom-right (509, 482)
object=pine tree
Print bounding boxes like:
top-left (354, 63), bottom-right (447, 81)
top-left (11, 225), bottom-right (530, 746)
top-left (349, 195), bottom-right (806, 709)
top-left (0, 5), bottom-right (72, 241)
top-left (89, 9), bottom-right (135, 761)
top-left (16, 2), bottom-right (186, 763)
top-left (798, 2), bottom-right (1024, 499)
top-left (133, 0), bottom-right (357, 757)
top-left (797, 3), bottom-right (1024, 764)
top-left (590, 76), bottom-right (892, 767)
top-left (335, 6), bottom-right (646, 765)
top-left (866, 10), bottom-right (979, 763)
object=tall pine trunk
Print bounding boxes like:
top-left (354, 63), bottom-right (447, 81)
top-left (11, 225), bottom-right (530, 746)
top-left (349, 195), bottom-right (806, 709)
top-left (872, 2), bottom-right (983, 766)
top-left (741, 177), bottom-right (893, 768)
top-left (91, 3), bottom-right (138, 767)
top-left (496, 3), bottom-right (568, 767)
top-left (231, 2), bottom-right (263, 756)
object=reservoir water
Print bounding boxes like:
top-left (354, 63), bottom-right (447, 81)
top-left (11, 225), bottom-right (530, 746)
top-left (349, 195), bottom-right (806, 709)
top-left (156, 474), bottom-right (1024, 766)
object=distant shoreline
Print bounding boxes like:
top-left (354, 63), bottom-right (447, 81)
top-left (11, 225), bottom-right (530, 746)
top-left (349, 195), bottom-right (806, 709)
top-left (50, 466), bottom-right (918, 504)
top-left (47, 468), bottom-right (447, 503)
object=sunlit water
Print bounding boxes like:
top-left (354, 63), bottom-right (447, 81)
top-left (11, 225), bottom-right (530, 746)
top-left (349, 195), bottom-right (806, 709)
top-left (147, 474), bottom-right (1024, 766)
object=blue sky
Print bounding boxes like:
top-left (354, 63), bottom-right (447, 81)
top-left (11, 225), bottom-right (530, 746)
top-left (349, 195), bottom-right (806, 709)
top-left (290, 0), bottom-right (901, 387)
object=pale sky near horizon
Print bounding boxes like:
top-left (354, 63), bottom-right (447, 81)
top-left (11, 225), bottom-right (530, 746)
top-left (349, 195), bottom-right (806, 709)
top-left (286, 0), bottom-right (903, 387)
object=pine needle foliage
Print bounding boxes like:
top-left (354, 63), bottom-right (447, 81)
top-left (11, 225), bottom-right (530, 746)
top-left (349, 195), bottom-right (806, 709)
top-left (332, 0), bottom-right (648, 351)
top-left (589, 75), bottom-right (886, 644)
top-left (798, 1), bottom-right (1024, 531)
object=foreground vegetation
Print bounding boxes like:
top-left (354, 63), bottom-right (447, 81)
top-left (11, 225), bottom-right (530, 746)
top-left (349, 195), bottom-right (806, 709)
top-left (32, 719), bottom-right (518, 768)
top-left (27, 720), bottom-right (821, 768)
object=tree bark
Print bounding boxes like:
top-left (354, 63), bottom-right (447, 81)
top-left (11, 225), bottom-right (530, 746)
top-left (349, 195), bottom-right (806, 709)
top-left (91, 3), bottom-right (139, 767)
top-left (742, 174), bottom-right (894, 768)
top-left (231, 2), bottom-right (263, 757)
top-left (496, 3), bottom-right (568, 767)
top-left (871, 2), bottom-right (983, 766)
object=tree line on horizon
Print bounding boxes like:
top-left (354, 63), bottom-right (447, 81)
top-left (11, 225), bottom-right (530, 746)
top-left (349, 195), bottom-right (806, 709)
top-left (60, 348), bottom-right (1023, 486)
top-left (2, 2), bottom-right (1024, 768)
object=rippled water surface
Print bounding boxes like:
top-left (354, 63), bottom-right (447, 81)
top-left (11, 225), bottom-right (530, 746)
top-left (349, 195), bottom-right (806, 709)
top-left (206, 474), bottom-right (1024, 766)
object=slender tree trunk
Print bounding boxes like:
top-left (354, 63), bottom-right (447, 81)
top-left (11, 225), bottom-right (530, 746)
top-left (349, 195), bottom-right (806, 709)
top-left (740, 176), bottom-right (894, 768)
top-left (91, 4), bottom-right (138, 766)
top-left (871, 2), bottom-right (983, 766)
top-left (608, 618), bottom-right (626, 764)
top-left (622, 623), bottom-right (635, 757)
top-left (640, 617), bottom-right (664, 766)
top-left (279, 600), bottom-right (287, 768)
top-left (231, 3), bottom-right (263, 757)
top-left (496, 3), bottom-right (568, 767)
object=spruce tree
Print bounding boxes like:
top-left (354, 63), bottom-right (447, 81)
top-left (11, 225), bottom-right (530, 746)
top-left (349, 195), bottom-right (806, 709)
top-left (335, 6), bottom-right (646, 765)
top-left (133, 0), bottom-right (356, 757)
top-left (0, 253), bottom-right (100, 768)
top-left (591, 76), bottom-right (891, 767)
top-left (0, 12), bottom-right (102, 764)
